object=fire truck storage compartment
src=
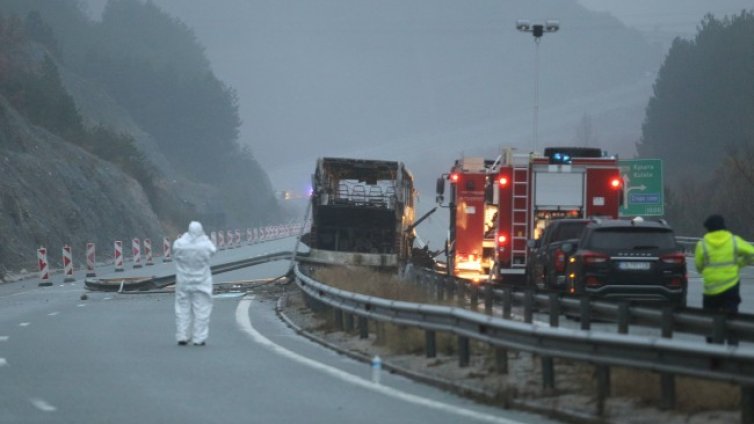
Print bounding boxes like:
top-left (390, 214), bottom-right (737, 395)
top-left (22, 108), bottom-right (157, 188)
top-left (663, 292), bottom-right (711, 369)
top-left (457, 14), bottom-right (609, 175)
top-left (534, 171), bottom-right (584, 209)
top-left (314, 205), bottom-right (396, 254)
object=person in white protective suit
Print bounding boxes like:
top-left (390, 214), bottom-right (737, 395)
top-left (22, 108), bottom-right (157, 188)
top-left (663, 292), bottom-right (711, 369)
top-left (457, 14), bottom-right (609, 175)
top-left (173, 221), bottom-right (217, 346)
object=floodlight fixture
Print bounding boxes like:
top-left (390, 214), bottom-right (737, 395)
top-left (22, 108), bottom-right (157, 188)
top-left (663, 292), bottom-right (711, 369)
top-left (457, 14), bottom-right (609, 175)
top-left (515, 20), bottom-right (531, 31)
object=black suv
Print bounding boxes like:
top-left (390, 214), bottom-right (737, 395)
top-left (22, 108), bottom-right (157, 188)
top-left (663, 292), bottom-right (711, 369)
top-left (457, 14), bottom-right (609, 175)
top-left (526, 219), bottom-right (590, 291)
top-left (565, 218), bottom-right (687, 306)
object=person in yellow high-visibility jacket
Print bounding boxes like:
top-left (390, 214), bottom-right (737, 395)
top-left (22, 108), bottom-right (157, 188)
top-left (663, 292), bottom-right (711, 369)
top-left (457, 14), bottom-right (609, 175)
top-left (695, 214), bottom-right (754, 316)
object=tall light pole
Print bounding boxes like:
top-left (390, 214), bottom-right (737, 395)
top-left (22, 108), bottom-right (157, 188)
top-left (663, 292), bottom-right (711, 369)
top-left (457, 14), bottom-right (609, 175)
top-left (516, 19), bottom-right (559, 153)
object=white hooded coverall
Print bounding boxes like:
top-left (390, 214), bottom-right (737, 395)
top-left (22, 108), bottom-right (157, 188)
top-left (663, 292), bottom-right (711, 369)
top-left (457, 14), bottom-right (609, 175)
top-left (173, 221), bottom-right (217, 344)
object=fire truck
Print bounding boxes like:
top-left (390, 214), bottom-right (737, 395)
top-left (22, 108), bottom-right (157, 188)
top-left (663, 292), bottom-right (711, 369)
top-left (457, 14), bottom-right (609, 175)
top-left (437, 147), bottom-right (622, 283)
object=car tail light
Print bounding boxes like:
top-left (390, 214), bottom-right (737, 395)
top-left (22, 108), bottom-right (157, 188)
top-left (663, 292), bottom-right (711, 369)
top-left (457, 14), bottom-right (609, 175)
top-left (585, 276), bottom-right (602, 287)
top-left (668, 277), bottom-right (684, 288)
top-left (661, 253), bottom-right (685, 264)
top-left (582, 251), bottom-right (609, 265)
top-left (554, 249), bottom-right (566, 273)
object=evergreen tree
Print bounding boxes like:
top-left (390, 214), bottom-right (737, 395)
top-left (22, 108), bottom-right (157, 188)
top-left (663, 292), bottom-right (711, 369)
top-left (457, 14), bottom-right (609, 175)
top-left (637, 11), bottom-right (754, 183)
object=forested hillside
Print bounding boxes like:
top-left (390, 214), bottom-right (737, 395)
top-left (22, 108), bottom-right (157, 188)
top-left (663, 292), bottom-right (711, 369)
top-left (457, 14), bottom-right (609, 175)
top-left (637, 12), bottom-right (754, 237)
top-left (0, 0), bottom-right (282, 274)
top-left (0, 0), bottom-right (281, 233)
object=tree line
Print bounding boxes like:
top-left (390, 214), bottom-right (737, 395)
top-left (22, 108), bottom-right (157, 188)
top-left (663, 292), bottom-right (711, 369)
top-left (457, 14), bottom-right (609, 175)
top-left (636, 11), bottom-right (754, 238)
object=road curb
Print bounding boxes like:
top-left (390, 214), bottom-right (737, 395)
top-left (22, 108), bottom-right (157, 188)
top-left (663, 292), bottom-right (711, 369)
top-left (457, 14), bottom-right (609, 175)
top-left (274, 293), bottom-right (603, 424)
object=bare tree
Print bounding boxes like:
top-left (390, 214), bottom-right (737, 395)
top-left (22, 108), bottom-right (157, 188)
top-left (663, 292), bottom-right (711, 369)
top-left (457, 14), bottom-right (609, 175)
top-left (573, 113), bottom-right (597, 147)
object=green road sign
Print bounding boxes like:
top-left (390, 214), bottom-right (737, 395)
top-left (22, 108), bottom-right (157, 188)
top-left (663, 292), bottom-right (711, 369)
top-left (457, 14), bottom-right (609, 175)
top-left (618, 159), bottom-right (664, 217)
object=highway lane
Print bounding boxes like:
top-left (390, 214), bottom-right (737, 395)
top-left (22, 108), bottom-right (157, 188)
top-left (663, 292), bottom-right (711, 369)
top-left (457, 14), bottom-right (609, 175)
top-left (0, 238), bottom-right (557, 424)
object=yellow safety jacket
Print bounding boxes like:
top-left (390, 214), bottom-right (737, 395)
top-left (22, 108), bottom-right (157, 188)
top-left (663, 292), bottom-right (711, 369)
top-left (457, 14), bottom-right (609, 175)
top-left (695, 230), bottom-right (754, 296)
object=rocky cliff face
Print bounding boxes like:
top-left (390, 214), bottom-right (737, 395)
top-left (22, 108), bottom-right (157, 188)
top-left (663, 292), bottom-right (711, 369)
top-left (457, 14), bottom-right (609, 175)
top-left (0, 95), bottom-right (163, 275)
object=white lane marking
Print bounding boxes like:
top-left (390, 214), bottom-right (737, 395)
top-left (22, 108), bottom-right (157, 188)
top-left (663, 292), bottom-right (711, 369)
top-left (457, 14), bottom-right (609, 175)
top-left (235, 297), bottom-right (520, 424)
top-left (0, 358), bottom-right (7, 367)
top-left (213, 293), bottom-right (246, 300)
top-left (0, 336), bottom-right (8, 342)
top-left (19, 322), bottom-right (30, 327)
top-left (103, 297), bottom-right (112, 301)
top-left (48, 312), bottom-right (59, 316)
top-left (30, 398), bottom-right (57, 412)
top-left (77, 304), bottom-right (86, 308)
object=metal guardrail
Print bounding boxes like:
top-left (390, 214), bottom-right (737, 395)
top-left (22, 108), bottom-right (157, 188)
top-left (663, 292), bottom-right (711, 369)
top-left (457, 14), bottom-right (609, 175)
top-left (120, 251), bottom-right (294, 290)
top-left (410, 267), bottom-right (754, 344)
top-left (294, 264), bottom-right (754, 422)
top-left (86, 252), bottom-right (293, 291)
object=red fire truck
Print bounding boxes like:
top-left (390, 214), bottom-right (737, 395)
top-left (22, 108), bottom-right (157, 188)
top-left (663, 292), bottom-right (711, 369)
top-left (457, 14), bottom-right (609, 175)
top-left (437, 157), bottom-right (499, 281)
top-left (438, 147), bottom-right (622, 283)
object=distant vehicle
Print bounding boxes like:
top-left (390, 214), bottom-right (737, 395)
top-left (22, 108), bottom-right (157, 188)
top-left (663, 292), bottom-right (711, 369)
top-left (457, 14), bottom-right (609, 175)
top-left (305, 157), bottom-right (416, 268)
top-left (526, 218), bottom-right (591, 291)
top-left (565, 218), bottom-right (687, 306)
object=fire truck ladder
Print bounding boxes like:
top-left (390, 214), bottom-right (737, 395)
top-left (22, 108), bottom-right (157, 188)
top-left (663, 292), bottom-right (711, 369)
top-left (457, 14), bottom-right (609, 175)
top-left (511, 163), bottom-right (530, 266)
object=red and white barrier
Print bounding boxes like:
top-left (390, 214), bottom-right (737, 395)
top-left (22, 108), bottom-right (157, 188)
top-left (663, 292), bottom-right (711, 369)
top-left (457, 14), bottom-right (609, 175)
top-left (132, 238), bottom-right (142, 269)
top-left (144, 239), bottom-right (153, 266)
top-left (247, 228), bottom-right (253, 244)
top-left (114, 241), bottom-right (124, 272)
top-left (86, 242), bottom-right (96, 277)
top-left (235, 229), bottom-right (241, 247)
top-left (217, 231), bottom-right (225, 250)
top-left (253, 228), bottom-right (259, 243)
top-left (162, 237), bottom-right (172, 262)
top-left (210, 231), bottom-right (217, 247)
top-left (62, 245), bottom-right (75, 282)
top-left (226, 230), bottom-right (234, 249)
top-left (38, 247), bottom-right (51, 286)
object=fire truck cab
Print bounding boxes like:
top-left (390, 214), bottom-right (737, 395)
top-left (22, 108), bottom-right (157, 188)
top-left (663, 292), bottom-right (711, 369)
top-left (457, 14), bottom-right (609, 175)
top-left (438, 147), bottom-right (622, 284)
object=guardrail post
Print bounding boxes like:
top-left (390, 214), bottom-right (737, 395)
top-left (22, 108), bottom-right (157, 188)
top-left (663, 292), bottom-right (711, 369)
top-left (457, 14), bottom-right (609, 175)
top-left (660, 372), bottom-right (676, 410)
top-left (524, 290), bottom-right (534, 324)
top-left (484, 285), bottom-right (493, 315)
top-left (344, 313), bottom-right (354, 333)
top-left (660, 307), bottom-right (676, 411)
top-left (470, 285), bottom-right (479, 311)
top-left (549, 293), bottom-right (560, 327)
top-left (617, 302), bottom-right (630, 334)
top-left (580, 297), bottom-right (591, 330)
top-left (596, 365), bottom-right (611, 416)
top-left (334, 309), bottom-right (344, 331)
top-left (358, 316), bottom-right (369, 339)
top-left (425, 330), bottom-right (436, 358)
top-left (742, 386), bottom-right (754, 424)
top-left (457, 280), bottom-right (466, 307)
top-left (495, 348), bottom-right (508, 374)
top-left (541, 357), bottom-right (555, 391)
top-left (711, 314), bottom-right (726, 344)
top-left (446, 278), bottom-right (455, 302)
top-left (503, 287), bottom-right (512, 319)
top-left (458, 336), bottom-right (470, 367)
top-left (661, 306), bottom-right (674, 338)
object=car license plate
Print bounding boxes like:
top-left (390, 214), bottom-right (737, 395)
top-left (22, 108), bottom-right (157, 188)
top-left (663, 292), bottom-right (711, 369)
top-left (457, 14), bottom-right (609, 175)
top-left (618, 261), bottom-right (651, 271)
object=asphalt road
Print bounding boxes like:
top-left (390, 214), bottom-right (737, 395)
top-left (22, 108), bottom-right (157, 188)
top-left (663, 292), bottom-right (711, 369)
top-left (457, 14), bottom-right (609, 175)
top-left (0, 238), bottom-right (558, 424)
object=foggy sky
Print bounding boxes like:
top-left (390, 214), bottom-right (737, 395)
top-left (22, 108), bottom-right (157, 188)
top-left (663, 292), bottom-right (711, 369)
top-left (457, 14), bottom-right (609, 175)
top-left (80, 1), bottom-right (750, 207)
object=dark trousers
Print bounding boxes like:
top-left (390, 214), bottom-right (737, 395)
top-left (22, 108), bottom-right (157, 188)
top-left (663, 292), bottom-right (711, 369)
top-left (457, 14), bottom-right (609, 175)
top-left (703, 283), bottom-right (740, 345)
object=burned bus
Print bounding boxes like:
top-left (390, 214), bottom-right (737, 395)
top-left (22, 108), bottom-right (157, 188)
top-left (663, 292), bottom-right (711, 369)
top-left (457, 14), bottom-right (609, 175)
top-left (306, 157), bottom-right (416, 268)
